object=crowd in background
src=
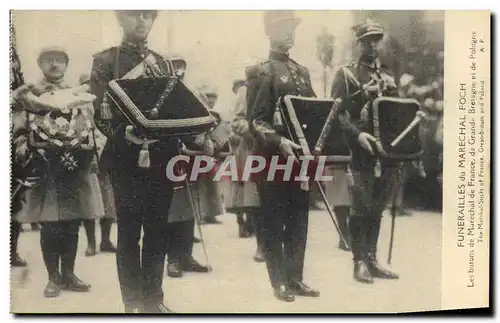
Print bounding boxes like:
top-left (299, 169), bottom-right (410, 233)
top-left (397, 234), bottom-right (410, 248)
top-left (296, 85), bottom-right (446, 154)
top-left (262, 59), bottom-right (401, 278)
top-left (392, 46), bottom-right (444, 211)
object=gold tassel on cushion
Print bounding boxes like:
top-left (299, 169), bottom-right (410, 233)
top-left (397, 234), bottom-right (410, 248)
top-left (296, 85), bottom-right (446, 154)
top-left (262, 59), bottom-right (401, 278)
top-left (346, 165), bottom-right (354, 187)
top-left (273, 102), bottom-right (285, 132)
top-left (138, 143), bottom-right (151, 168)
top-left (100, 95), bottom-right (113, 120)
top-left (374, 158), bottom-right (381, 178)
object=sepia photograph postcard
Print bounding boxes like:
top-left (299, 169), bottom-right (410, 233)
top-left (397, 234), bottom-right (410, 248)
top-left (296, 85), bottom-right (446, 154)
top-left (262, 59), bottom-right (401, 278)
top-left (8, 8), bottom-right (490, 314)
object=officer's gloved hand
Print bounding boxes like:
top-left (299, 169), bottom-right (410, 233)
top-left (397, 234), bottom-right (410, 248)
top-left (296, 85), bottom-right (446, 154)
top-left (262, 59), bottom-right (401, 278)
top-left (357, 132), bottom-right (377, 155)
top-left (14, 135), bottom-right (29, 163)
top-left (203, 137), bottom-right (215, 156)
top-left (362, 79), bottom-right (379, 97)
top-left (279, 137), bottom-right (301, 162)
top-left (124, 125), bottom-right (158, 146)
top-left (11, 83), bottom-right (34, 104)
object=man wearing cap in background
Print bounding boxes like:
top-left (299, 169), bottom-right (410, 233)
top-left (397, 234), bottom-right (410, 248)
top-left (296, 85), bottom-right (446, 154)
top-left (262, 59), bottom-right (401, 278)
top-left (246, 10), bottom-right (319, 302)
top-left (193, 84), bottom-right (225, 225)
top-left (330, 18), bottom-right (400, 284)
top-left (90, 10), bottom-right (175, 313)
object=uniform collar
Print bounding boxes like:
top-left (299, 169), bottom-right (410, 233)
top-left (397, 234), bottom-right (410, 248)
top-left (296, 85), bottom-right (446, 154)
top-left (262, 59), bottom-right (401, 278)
top-left (120, 39), bottom-right (149, 54)
top-left (35, 77), bottom-right (70, 93)
top-left (358, 57), bottom-right (381, 70)
top-left (269, 50), bottom-right (290, 62)
top-left (40, 76), bottom-right (68, 88)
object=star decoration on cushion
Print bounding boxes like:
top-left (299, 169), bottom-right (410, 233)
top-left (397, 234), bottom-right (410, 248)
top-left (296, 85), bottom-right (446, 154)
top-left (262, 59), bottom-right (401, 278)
top-left (54, 116), bottom-right (70, 128)
top-left (60, 152), bottom-right (79, 171)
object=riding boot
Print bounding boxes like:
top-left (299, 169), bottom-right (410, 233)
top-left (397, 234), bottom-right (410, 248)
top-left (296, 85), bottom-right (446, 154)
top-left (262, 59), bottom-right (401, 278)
top-left (11, 220), bottom-right (27, 267)
top-left (365, 216), bottom-right (399, 279)
top-left (61, 221), bottom-right (91, 291)
top-left (245, 212), bottom-right (255, 236)
top-left (364, 216), bottom-right (381, 257)
top-left (40, 223), bottom-right (61, 279)
top-left (334, 206), bottom-right (351, 251)
top-left (82, 219), bottom-right (97, 257)
top-left (248, 210), bottom-right (264, 262)
top-left (40, 222), bottom-right (62, 297)
top-left (349, 216), bottom-right (373, 284)
top-left (99, 218), bottom-right (116, 252)
top-left (236, 213), bottom-right (249, 238)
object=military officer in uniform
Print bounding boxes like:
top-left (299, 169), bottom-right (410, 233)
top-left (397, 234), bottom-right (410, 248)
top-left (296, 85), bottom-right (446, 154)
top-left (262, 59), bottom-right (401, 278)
top-left (246, 10), bottom-right (319, 302)
top-left (91, 10), bottom-right (176, 313)
top-left (330, 19), bottom-right (400, 284)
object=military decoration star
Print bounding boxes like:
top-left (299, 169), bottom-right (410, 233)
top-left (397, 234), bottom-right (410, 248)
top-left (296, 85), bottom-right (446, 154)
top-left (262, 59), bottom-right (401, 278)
top-left (54, 116), bottom-right (69, 128)
top-left (60, 152), bottom-right (79, 171)
top-left (54, 116), bottom-right (70, 134)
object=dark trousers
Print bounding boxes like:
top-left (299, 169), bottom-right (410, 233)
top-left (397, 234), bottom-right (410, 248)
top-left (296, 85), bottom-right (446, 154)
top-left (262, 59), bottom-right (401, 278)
top-left (166, 220), bottom-right (194, 264)
top-left (11, 186), bottom-right (24, 257)
top-left (258, 181), bottom-right (309, 289)
top-left (11, 219), bottom-right (21, 257)
top-left (112, 167), bottom-right (173, 309)
top-left (82, 218), bottom-right (114, 246)
top-left (349, 167), bottom-right (395, 261)
top-left (40, 220), bottom-right (80, 280)
top-left (248, 209), bottom-right (264, 249)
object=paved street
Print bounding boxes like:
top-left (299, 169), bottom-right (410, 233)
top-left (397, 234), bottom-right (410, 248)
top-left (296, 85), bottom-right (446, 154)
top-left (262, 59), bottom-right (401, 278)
top-left (11, 209), bottom-right (442, 314)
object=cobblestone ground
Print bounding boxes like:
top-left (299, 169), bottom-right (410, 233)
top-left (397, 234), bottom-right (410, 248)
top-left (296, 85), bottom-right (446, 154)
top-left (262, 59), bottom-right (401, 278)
top-left (11, 209), bottom-right (442, 314)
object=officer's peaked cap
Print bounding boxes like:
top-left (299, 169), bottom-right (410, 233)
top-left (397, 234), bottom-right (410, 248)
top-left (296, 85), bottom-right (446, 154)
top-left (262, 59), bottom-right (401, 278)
top-left (353, 18), bottom-right (384, 41)
top-left (263, 10), bottom-right (301, 29)
top-left (37, 46), bottom-right (69, 66)
top-left (115, 10), bottom-right (158, 20)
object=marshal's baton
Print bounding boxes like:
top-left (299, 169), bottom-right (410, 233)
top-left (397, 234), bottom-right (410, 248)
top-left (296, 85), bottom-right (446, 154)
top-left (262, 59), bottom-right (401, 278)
top-left (390, 111), bottom-right (427, 148)
top-left (280, 97), bottom-right (348, 245)
top-left (314, 98), bottom-right (342, 155)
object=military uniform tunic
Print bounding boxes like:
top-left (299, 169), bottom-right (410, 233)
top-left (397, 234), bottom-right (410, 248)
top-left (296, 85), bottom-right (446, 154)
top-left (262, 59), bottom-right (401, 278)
top-left (90, 41), bottom-right (176, 309)
top-left (17, 79), bottom-right (96, 223)
top-left (246, 50), bottom-right (315, 289)
top-left (330, 58), bottom-right (399, 261)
